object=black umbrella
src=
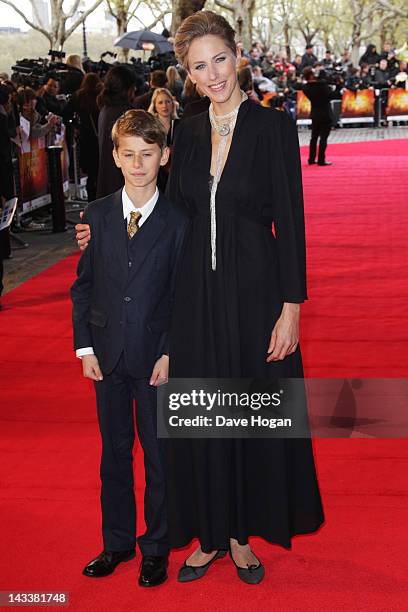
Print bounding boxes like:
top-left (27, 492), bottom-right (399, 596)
top-left (115, 30), bottom-right (173, 54)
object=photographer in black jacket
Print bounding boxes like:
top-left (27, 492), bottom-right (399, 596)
top-left (302, 67), bottom-right (335, 166)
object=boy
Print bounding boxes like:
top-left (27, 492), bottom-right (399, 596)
top-left (71, 110), bottom-right (187, 587)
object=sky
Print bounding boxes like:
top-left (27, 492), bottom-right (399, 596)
top-left (0, 1), bottom-right (167, 34)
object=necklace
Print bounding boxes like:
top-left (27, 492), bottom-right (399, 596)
top-left (208, 90), bottom-right (248, 271)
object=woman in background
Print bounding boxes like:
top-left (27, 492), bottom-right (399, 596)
top-left (166, 65), bottom-right (183, 104)
top-left (96, 65), bottom-right (138, 198)
top-left (63, 73), bottom-right (102, 202)
top-left (148, 88), bottom-right (179, 190)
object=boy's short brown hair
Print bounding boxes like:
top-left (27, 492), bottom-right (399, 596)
top-left (111, 109), bottom-right (167, 150)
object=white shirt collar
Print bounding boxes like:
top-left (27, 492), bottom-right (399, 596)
top-left (122, 186), bottom-right (159, 226)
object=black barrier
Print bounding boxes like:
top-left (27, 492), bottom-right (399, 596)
top-left (46, 146), bottom-right (66, 233)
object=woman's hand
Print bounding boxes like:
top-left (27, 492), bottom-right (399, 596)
top-left (267, 303), bottom-right (300, 362)
top-left (75, 211), bottom-right (91, 250)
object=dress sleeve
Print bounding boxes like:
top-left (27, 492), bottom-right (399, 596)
top-left (165, 119), bottom-right (189, 211)
top-left (271, 111), bottom-right (308, 303)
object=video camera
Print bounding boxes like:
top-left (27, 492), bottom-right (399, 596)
top-left (11, 50), bottom-right (69, 89)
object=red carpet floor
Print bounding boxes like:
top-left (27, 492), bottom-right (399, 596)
top-left (1, 139), bottom-right (407, 611)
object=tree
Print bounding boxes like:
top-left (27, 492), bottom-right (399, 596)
top-left (214, 0), bottom-right (256, 49)
top-left (171, 0), bottom-right (207, 36)
top-left (320, 0), bottom-right (408, 64)
top-left (0, 0), bottom-right (104, 50)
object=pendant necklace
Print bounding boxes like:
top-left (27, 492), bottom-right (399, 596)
top-left (208, 90), bottom-right (248, 271)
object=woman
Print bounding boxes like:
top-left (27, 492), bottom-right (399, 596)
top-left (166, 65), bottom-right (183, 104)
top-left (148, 87), bottom-right (179, 143)
top-left (76, 11), bottom-right (324, 584)
top-left (63, 73), bottom-right (102, 202)
top-left (181, 74), bottom-right (201, 108)
top-left (165, 11), bottom-right (324, 584)
top-left (148, 87), bottom-right (179, 191)
top-left (95, 65), bottom-right (137, 198)
top-left (61, 54), bottom-right (85, 95)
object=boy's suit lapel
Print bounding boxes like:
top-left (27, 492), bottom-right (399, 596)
top-left (127, 193), bottom-right (169, 282)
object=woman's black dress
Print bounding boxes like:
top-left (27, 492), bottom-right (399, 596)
top-left (165, 99), bottom-right (324, 552)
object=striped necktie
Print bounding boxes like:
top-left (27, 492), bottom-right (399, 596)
top-left (127, 211), bottom-right (142, 239)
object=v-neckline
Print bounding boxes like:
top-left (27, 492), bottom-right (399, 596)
top-left (204, 97), bottom-right (251, 187)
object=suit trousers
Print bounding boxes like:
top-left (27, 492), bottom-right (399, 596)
top-left (94, 353), bottom-right (168, 556)
top-left (309, 119), bottom-right (332, 164)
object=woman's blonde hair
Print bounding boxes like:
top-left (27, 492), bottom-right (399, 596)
top-left (148, 88), bottom-right (178, 119)
top-left (174, 11), bottom-right (237, 69)
top-left (166, 65), bottom-right (182, 89)
top-left (66, 54), bottom-right (83, 71)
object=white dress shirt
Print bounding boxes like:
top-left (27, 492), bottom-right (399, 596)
top-left (76, 186), bottom-right (159, 358)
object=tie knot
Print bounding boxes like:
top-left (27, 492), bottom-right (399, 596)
top-left (130, 211), bottom-right (142, 223)
top-left (128, 210), bottom-right (142, 239)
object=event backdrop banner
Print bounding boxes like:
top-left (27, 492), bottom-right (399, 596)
top-left (18, 136), bottom-right (51, 214)
top-left (296, 90), bottom-right (311, 120)
top-left (386, 88), bottom-right (408, 118)
top-left (18, 136), bottom-right (70, 214)
top-left (341, 89), bottom-right (375, 121)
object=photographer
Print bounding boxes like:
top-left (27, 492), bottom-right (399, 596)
top-left (43, 77), bottom-right (65, 116)
top-left (302, 67), bottom-right (335, 166)
top-left (17, 87), bottom-right (59, 139)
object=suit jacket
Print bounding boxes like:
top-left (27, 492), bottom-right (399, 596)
top-left (302, 81), bottom-right (335, 123)
top-left (70, 189), bottom-right (189, 377)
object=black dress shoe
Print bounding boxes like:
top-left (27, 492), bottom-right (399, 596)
top-left (82, 549), bottom-right (135, 577)
top-left (308, 160), bottom-right (316, 165)
top-left (178, 549), bottom-right (227, 582)
top-left (317, 161), bottom-right (332, 166)
top-left (229, 548), bottom-right (265, 585)
top-left (138, 555), bottom-right (168, 587)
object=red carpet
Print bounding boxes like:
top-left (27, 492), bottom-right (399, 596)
top-left (1, 139), bottom-right (407, 610)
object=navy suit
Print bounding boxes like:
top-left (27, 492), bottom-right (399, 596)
top-left (71, 189), bottom-right (188, 555)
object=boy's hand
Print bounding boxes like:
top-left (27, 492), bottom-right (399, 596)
top-left (82, 354), bottom-right (103, 381)
top-left (75, 211), bottom-right (91, 250)
top-left (150, 355), bottom-right (169, 386)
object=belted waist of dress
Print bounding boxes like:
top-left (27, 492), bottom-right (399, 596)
top-left (190, 207), bottom-right (274, 228)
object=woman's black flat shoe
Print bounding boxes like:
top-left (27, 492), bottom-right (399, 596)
top-left (177, 549), bottom-right (227, 582)
top-left (229, 549), bottom-right (265, 584)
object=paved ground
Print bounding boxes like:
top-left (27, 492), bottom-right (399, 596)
top-left (297, 125), bottom-right (408, 146)
top-left (2, 206), bottom-right (83, 295)
top-left (2, 127), bottom-right (407, 296)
